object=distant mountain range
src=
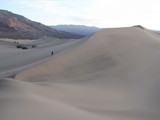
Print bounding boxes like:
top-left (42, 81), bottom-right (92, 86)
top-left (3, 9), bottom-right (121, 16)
top-left (0, 10), bottom-right (82, 39)
top-left (51, 25), bottom-right (101, 36)
top-left (152, 30), bottom-right (160, 36)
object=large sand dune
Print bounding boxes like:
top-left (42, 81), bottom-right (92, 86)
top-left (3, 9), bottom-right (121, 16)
top-left (1, 27), bottom-right (160, 120)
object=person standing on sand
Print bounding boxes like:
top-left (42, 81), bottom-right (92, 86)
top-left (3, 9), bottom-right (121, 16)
top-left (51, 51), bottom-right (53, 55)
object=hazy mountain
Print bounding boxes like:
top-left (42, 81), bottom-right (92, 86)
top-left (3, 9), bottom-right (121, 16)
top-left (151, 30), bottom-right (160, 35)
top-left (0, 10), bottom-right (82, 39)
top-left (51, 25), bottom-right (101, 36)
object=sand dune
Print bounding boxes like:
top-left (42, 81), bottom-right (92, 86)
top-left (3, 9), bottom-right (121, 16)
top-left (15, 27), bottom-right (160, 81)
top-left (1, 27), bottom-right (160, 120)
top-left (0, 78), bottom-right (109, 120)
top-left (14, 27), bottom-right (160, 120)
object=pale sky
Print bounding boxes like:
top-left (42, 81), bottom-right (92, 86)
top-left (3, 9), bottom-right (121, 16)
top-left (1, 0), bottom-right (160, 29)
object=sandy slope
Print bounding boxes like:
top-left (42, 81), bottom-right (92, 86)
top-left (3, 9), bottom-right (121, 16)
top-left (1, 27), bottom-right (160, 120)
top-left (15, 27), bottom-right (160, 120)
top-left (0, 37), bottom-right (84, 77)
top-left (0, 78), bottom-right (109, 120)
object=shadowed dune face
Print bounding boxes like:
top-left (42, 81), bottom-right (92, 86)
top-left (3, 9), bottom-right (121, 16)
top-left (15, 27), bottom-right (160, 119)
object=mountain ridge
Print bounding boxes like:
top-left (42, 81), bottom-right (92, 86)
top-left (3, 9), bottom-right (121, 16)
top-left (51, 25), bottom-right (101, 36)
top-left (0, 10), bottom-right (82, 39)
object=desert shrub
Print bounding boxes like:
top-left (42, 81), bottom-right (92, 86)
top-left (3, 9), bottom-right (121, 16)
top-left (16, 45), bottom-right (22, 48)
top-left (22, 46), bottom-right (28, 49)
top-left (32, 45), bottom-right (36, 48)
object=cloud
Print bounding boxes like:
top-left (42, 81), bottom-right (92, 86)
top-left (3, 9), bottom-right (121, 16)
top-left (5, 0), bottom-right (160, 29)
top-left (68, 16), bottom-right (99, 26)
top-left (12, 0), bottom-right (92, 16)
top-left (11, 0), bottom-right (96, 25)
top-left (13, 0), bottom-right (65, 15)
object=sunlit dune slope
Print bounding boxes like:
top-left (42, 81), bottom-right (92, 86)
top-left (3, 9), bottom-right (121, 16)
top-left (16, 27), bottom-right (160, 82)
top-left (15, 27), bottom-right (160, 119)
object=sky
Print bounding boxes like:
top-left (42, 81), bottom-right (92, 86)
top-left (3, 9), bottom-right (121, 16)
top-left (0, 0), bottom-right (160, 30)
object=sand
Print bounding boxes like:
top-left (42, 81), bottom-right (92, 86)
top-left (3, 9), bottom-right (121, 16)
top-left (1, 27), bottom-right (160, 120)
